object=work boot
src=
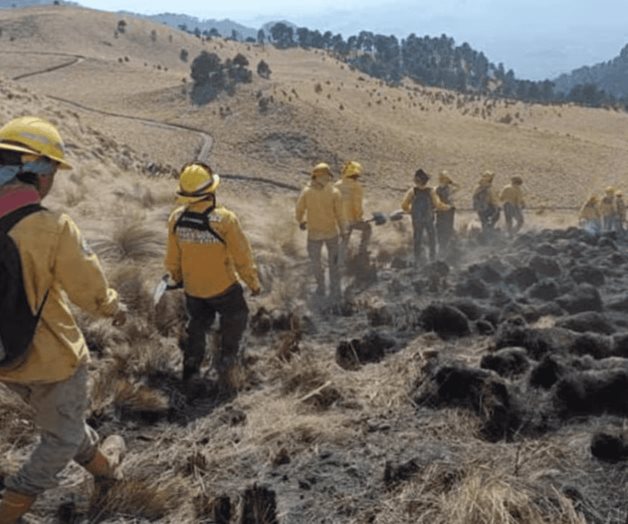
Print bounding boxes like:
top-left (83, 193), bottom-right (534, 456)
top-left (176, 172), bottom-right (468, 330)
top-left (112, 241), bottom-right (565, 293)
top-left (82, 435), bottom-right (126, 481)
top-left (0, 490), bottom-right (36, 524)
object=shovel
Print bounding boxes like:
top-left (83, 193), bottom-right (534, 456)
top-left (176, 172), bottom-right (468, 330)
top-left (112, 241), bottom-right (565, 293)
top-left (153, 274), bottom-right (182, 306)
top-left (367, 211), bottom-right (388, 226)
top-left (389, 210), bottom-right (406, 222)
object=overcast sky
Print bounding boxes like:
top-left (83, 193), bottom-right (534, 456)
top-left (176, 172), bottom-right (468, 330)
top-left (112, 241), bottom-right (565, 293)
top-left (77, 0), bottom-right (628, 79)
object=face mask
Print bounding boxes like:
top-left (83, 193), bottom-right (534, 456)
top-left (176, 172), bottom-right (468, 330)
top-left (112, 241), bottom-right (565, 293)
top-left (22, 157), bottom-right (58, 177)
top-left (0, 165), bottom-right (21, 186)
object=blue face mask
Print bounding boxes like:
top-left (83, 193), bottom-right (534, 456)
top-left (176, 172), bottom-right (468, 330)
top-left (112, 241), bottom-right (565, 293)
top-left (0, 158), bottom-right (58, 187)
top-left (0, 165), bottom-right (21, 186)
top-left (22, 158), bottom-right (58, 177)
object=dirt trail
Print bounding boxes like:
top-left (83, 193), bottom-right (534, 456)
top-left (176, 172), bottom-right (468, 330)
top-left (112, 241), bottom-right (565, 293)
top-left (6, 50), bottom-right (302, 192)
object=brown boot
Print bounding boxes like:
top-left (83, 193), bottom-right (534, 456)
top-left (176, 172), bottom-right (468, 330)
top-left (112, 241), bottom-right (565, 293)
top-left (0, 490), bottom-right (36, 524)
top-left (82, 435), bottom-right (126, 480)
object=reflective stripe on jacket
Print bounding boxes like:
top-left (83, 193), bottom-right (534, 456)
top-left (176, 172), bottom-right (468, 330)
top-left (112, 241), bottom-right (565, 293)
top-left (0, 185), bottom-right (119, 384)
top-left (334, 177), bottom-right (364, 224)
top-left (165, 201), bottom-right (260, 299)
top-left (295, 182), bottom-right (345, 240)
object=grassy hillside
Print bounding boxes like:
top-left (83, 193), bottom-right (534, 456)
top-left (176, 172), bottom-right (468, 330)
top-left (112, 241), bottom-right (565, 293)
top-left (1, 6), bottom-right (628, 208)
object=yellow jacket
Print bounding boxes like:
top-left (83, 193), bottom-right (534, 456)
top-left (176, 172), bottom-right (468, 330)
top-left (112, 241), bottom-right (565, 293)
top-left (295, 181), bottom-right (345, 240)
top-left (599, 195), bottom-right (616, 218)
top-left (0, 186), bottom-right (120, 384)
top-left (579, 202), bottom-right (600, 221)
top-left (473, 182), bottom-right (500, 209)
top-left (617, 198), bottom-right (626, 220)
top-left (401, 186), bottom-right (450, 214)
top-left (500, 184), bottom-right (525, 207)
top-left (334, 177), bottom-right (364, 224)
top-left (165, 201), bottom-right (260, 299)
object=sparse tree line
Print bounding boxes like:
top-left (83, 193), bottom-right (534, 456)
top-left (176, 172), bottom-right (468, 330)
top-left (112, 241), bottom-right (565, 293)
top-left (264, 22), bottom-right (627, 110)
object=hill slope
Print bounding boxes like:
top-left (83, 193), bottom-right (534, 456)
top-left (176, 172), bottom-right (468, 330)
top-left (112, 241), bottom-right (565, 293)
top-left (2, 6), bottom-right (628, 209)
top-left (554, 44), bottom-right (628, 100)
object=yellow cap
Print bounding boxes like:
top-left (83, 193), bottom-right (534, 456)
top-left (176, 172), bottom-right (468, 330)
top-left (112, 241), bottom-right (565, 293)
top-left (176, 163), bottom-right (220, 204)
top-left (439, 170), bottom-right (453, 185)
top-left (341, 161), bottom-right (363, 178)
top-left (312, 162), bottom-right (332, 177)
top-left (0, 116), bottom-right (72, 169)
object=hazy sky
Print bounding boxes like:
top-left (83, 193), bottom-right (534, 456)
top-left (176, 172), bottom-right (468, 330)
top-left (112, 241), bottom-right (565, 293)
top-left (77, 0), bottom-right (628, 79)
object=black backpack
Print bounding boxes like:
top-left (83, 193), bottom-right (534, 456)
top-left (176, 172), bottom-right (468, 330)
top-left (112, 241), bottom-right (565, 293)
top-left (0, 204), bottom-right (49, 369)
top-left (174, 206), bottom-right (226, 245)
top-left (411, 187), bottom-right (434, 223)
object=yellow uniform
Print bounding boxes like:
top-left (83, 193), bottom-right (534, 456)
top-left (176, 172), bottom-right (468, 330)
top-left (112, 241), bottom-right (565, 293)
top-left (295, 182), bottom-right (345, 240)
top-left (0, 187), bottom-right (119, 384)
top-left (165, 200), bottom-right (260, 299)
top-left (500, 184), bottom-right (525, 207)
top-left (334, 177), bottom-right (364, 224)
top-left (579, 202), bottom-right (600, 221)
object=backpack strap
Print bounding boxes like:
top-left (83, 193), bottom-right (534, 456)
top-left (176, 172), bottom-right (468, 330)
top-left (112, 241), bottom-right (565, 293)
top-left (0, 204), bottom-right (45, 234)
top-left (174, 206), bottom-right (225, 245)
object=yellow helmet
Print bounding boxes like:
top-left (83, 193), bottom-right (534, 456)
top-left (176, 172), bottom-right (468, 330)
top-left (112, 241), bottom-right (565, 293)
top-left (341, 161), bottom-right (363, 178)
top-left (439, 170), bottom-right (453, 185)
top-left (0, 116), bottom-right (72, 169)
top-left (606, 186), bottom-right (615, 195)
top-left (176, 162), bottom-right (220, 204)
top-left (616, 190), bottom-right (623, 197)
top-left (312, 162), bottom-right (332, 178)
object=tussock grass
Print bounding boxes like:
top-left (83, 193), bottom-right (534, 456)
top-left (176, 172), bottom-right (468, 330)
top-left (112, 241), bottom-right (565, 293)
top-left (91, 215), bottom-right (165, 263)
top-left (89, 473), bottom-right (195, 522)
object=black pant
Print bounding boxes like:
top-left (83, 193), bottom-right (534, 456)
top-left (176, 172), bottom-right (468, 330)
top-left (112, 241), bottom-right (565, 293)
top-left (182, 284), bottom-right (248, 385)
top-left (412, 219), bottom-right (436, 263)
top-left (503, 203), bottom-right (524, 235)
top-left (436, 209), bottom-right (455, 254)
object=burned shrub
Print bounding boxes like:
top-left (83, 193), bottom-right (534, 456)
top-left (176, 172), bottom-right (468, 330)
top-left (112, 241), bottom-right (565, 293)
top-left (419, 303), bottom-right (471, 340)
top-left (336, 332), bottom-right (395, 370)
top-left (529, 355), bottom-right (567, 389)
top-left (590, 433), bottom-right (628, 463)
top-left (570, 265), bottom-right (605, 286)
top-left (529, 255), bottom-right (561, 278)
top-left (556, 284), bottom-right (603, 314)
top-left (506, 267), bottom-right (538, 291)
top-left (554, 369), bottom-right (628, 418)
top-left (556, 312), bottom-right (616, 335)
top-left (415, 365), bottom-right (520, 442)
top-left (480, 347), bottom-right (530, 379)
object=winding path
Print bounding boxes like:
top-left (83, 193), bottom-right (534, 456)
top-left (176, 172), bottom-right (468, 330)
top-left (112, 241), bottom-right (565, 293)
top-left (6, 50), bottom-right (300, 192)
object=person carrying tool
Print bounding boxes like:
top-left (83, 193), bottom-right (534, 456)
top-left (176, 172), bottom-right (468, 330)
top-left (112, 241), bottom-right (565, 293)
top-left (500, 175), bottom-right (526, 236)
top-left (401, 169), bottom-right (450, 265)
top-left (296, 163), bottom-right (345, 300)
top-left (472, 171), bottom-right (501, 233)
top-left (579, 195), bottom-right (601, 235)
top-left (335, 161), bottom-right (371, 261)
top-left (434, 170), bottom-right (458, 254)
top-left (599, 186), bottom-right (617, 232)
top-left (0, 117), bottom-right (128, 524)
top-left (616, 190), bottom-right (626, 235)
top-left (165, 162), bottom-right (260, 395)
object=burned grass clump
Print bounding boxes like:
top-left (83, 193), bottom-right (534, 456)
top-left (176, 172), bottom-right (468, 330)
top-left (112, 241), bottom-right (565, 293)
top-left (415, 365), bottom-right (522, 442)
top-left (336, 331), bottom-right (396, 370)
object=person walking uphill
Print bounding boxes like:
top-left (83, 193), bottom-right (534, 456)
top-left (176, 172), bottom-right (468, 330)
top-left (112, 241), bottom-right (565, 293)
top-left (600, 186), bottom-right (617, 232)
top-left (335, 161), bottom-right (371, 260)
top-left (296, 163), bottom-right (345, 300)
top-left (401, 169), bottom-right (450, 265)
top-left (434, 170), bottom-right (458, 254)
top-left (579, 195), bottom-right (601, 235)
top-left (500, 176), bottom-right (525, 236)
top-left (0, 117), bottom-right (127, 524)
top-left (473, 171), bottom-right (501, 233)
top-left (165, 163), bottom-right (260, 395)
